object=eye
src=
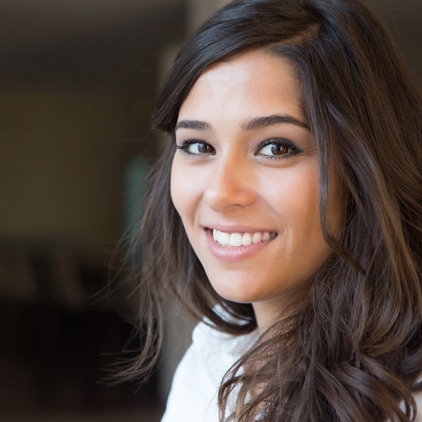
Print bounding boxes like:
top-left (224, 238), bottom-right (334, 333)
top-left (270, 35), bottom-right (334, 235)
top-left (176, 139), bottom-right (215, 156)
top-left (256, 138), bottom-right (301, 159)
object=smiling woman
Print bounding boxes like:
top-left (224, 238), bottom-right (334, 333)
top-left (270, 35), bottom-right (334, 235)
top-left (121, 0), bottom-right (422, 421)
top-left (171, 51), bottom-right (342, 329)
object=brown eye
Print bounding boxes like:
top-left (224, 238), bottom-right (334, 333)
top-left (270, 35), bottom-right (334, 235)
top-left (257, 139), bottom-right (301, 159)
top-left (270, 144), bottom-right (289, 156)
top-left (197, 142), bottom-right (214, 154)
top-left (176, 140), bottom-right (216, 156)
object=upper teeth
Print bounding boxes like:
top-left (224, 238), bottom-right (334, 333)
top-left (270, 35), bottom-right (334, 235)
top-left (213, 229), bottom-right (273, 247)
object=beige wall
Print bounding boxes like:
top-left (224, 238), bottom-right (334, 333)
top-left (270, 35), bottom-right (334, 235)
top-left (0, 88), bottom-right (151, 254)
top-left (187, 0), bottom-right (231, 31)
top-left (0, 1), bottom-right (185, 261)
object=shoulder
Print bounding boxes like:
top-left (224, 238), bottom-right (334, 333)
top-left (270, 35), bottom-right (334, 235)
top-left (414, 390), bottom-right (422, 422)
top-left (161, 320), bottom-right (258, 422)
top-left (192, 319), bottom-right (258, 383)
top-left (161, 336), bottom-right (218, 422)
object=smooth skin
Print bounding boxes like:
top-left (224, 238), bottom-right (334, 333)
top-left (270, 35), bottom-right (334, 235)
top-left (171, 50), bottom-right (343, 330)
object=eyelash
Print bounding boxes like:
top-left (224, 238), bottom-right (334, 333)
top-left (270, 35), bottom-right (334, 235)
top-left (176, 138), bottom-right (302, 159)
top-left (176, 139), bottom-right (215, 156)
top-left (257, 138), bottom-right (302, 160)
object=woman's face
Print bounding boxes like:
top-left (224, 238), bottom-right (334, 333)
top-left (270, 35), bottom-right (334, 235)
top-left (171, 50), bottom-right (343, 328)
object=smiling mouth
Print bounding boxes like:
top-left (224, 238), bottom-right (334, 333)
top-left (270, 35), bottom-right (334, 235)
top-left (212, 228), bottom-right (277, 247)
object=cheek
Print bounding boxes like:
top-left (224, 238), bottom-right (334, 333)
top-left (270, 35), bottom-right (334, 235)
top-left (170, 157), bottom-right (200, 225)
top-left (269, 163), bottom-right (320, 226)
top-left (170, 158), bottom-right (183, 215)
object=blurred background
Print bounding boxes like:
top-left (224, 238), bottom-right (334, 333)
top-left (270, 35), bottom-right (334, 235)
top-left (0, 0), bottom-right (420, 421)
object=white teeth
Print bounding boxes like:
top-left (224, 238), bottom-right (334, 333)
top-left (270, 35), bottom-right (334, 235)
top-left (219, 231), bottom-right (230, 245)
top-left (242, 233), bottom-right (252, 246)
top-left (230, 233), bottom-right (242, 247)
top-left (252, 232), bottom-right (262, 244)
top-left (212, 229), bottom-right (274, 247)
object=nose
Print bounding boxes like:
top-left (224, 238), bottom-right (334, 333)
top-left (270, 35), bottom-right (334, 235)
top-left (204, 153), bottom-right (256, 212)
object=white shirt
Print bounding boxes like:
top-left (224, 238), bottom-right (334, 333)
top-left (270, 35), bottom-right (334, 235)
top-left (161, 321), bottom-right (422, 422)
top-left (161, 320), bottom-right (258, 422)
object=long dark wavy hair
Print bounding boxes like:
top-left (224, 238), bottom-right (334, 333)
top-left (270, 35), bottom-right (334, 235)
top-left (120, 0), bottom-right (422, 420)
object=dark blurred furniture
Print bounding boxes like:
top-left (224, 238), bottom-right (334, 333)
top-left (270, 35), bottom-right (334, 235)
top-left (0, 239), bottom-right (158, 416)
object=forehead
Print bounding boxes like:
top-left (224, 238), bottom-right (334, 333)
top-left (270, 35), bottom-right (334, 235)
top-left (178, 50), bottom-right (304, 122)
top-left (204, 50), bottom-right (298, 81)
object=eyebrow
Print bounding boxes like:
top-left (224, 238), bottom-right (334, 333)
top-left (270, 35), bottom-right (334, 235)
top-left (175, 114), bottom-right (309, 131)
top-left (175, 120), bottom-right (211, 130)
top-left (241, 114), bottom-right (309, 131)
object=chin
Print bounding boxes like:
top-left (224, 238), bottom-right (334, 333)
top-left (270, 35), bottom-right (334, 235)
top-left (209, 280), bottom-right (266, 305)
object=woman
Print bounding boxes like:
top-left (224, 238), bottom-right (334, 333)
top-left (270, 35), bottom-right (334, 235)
top-left (123, 0), bottom-right (422, 420)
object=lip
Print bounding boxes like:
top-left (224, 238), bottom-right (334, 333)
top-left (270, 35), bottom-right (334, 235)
top-left (204, 227), bottom-right (277, 262)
